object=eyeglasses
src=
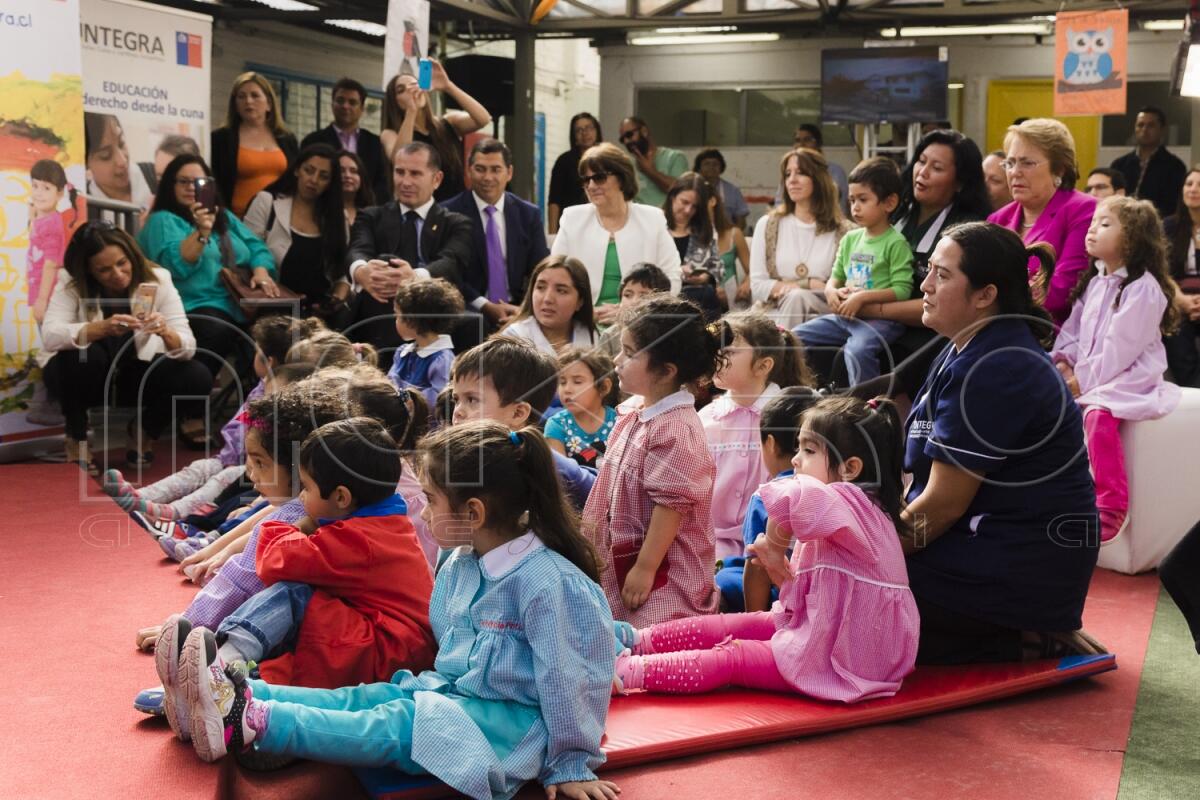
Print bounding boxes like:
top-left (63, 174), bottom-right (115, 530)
top-left (618, 130), bottom-right (638, 142)
top-left (175, 178), bottom-right (197, 187)
top-left (1001, 158), bottom-right (1045, 173)
top-left (579, 172), bottom-right (611, 187)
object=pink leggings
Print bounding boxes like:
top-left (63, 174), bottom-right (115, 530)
top-left (1084, 408), bottom-right (1128, 517)
top-left (623, 612), bottom-right (791, 694)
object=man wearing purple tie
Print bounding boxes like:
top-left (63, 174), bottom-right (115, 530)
top-left (444, 139), bottom-right (550, 331)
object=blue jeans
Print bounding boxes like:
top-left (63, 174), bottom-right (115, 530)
top-left (251, 678), bottom-right (425, 772)
top-left (793, 315), bottom-right (907, 385)
top-left (217, 581), bottom-right (314, 663)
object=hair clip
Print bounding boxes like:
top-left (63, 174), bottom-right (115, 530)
top-left (509, 430), bottom-right (522, 446)
top-left (246, 415), bottom-right (271, 432)
top-left (867, 398), bottom-right (880, 410)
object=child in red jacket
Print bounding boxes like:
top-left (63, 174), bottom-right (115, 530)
top-left (180, 417), bottom-right (436, 690)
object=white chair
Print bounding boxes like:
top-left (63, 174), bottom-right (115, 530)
top-left (1099, 387), bottom-right (1200, 574)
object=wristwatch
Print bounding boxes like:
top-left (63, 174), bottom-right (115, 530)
top-left (197, 233), bottom-right (210, 245)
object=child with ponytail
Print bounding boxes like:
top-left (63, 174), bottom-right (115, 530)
top-left (171, 421), bottom-right (619, 800)
top-left (583, 295), bottom-right (722, 626)
top-left (1052, 196), bottom-right (1182, 542)
top-left (613, 396), bottom-right (919, 704)
top-left (27, 159), bottom-right (80, 322)
top-left (701, 311), bottom-right (814, 561)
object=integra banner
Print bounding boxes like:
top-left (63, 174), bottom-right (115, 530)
top-left (79, 0), bottom-right (212, 213)
top-left (0, 0), bottom-right (86, 449)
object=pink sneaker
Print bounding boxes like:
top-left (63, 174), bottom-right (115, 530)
top-left (181, 628), bottom-right (260, 762)
top-left (154, 614), bottom-right (192, 741)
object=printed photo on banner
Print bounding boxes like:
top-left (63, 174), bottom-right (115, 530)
top-left (80, 0), bottom-right (211, 212)
top-left (384, 0), bottom-right (431, 85)
top-left (0, 0), bottom-right (86, 444)
top-left (1054, 8), bottom-right (1128, 117)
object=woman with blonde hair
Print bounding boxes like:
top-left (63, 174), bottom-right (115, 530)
top-left (380, 61), bottom-right (491, 202)
top-left (749, 148), bottom-right (850, 328)
top-left (211, 72), bottom-right (299, 216)
top-left (988, 117), bottom-right (1096, 322)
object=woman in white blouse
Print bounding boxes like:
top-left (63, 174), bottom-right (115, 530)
top-left (749, 148), bottom-right (850, 329)
top-left (551, 142), bottom-right (681, 325)
top-left (500, 255), bottom-right (596, 356)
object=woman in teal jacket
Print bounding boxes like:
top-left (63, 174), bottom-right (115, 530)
top-left (139, 154), bottom-right (278, 379)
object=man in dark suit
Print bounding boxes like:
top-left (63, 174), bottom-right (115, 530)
top-left (443, 139), bottom-right (550, 331)
top-left (1110, 106), bottom-right (1187, 219)
top-left (346, 142), bottom-right (472, 350)
top-left (301, 77), bottom-right (391, 205)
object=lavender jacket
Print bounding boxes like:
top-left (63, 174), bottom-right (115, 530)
top-left (988, 188), bottom-right (1096, 323)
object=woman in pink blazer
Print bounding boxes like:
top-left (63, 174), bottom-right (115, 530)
top-left (988, 118), bottom-right (1096, 322)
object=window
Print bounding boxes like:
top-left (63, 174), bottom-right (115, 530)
top-left (1101, 80), bottom-right (1192, 148)
top-left (635, 86), bottom-right (863, 148)
top-left (249, 65), bottom-right (385, 137)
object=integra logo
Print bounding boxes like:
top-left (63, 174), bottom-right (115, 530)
top-left (80, 24), bottom-right (165, 57)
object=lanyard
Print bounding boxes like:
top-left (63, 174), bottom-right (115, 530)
top-left (895, 204), bottom-right (953, 257)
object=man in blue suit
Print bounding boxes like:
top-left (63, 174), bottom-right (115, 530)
top-left (443, 139), bottom-right (550, 331)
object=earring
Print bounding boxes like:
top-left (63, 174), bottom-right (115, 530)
top-left (1053, 176), bottom-right (1062, 188)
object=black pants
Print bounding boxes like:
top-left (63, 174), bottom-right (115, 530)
top-left (913, 594), bottom-right (1024, 665)
top-left (1159, 520), bottom-right (1200, 654)
top-left (43, 335), bottom-right (214, 440)
top-left (681, 284), bottom-right (722, 323)
top-left (1163, 319), bottom-right (1200, 388)
top-left (187, 306), bottom-right (246, 378)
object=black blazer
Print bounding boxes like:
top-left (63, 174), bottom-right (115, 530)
top-left (301, 125), bottom-right (391, 207)
top-left (210, 126), bottom-right (299, 211)
top-left (346, 201), bottom-right (473, 290)
top-left (441, 190), bottom-right (549, 306)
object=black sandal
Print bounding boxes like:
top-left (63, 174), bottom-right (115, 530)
top-left (126, 420), bottom-right (154, 467)
top-left (1021, 629), bottom-right (1108, 661)
top-left (176, 418), bottom-right (213, 451)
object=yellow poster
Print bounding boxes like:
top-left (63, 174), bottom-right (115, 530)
top-left (1054, 9), bottom-right (1128, 116)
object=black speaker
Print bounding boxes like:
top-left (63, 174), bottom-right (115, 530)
top-left (443, 55), bottom-right (514, 117)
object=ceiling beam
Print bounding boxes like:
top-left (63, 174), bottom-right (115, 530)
top-left (432, 0), bottom-right (528, 29)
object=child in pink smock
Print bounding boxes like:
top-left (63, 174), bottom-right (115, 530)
top-left (613, 395), bottom-right (919, 704)
top-left (27, 160), bottom-right (79, 322)
top-left (701, 312), bottom-right (813, 561)
top-left (583, 296), bottom-right (722, 627)
top-left (1052, 196), bottom-right (1182, 543)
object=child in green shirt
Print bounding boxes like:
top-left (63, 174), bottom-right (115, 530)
top-left (793, 157), bottom-right (914, 385)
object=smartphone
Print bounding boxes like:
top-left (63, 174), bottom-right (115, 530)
top-left (417, 59), bottom-right (433, 91)
top-left (377, 253), bottom-right (403, 267)
top-left (131, 282), bottom-right (157, 319)
top-left (193, 177), bottom-right (218, 213)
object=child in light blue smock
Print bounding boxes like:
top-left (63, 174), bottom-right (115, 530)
top-left (176, 421), bottom-right (618, 800)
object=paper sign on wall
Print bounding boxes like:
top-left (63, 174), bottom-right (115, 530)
top-left (1054, 8), bottom-right (1128, 116)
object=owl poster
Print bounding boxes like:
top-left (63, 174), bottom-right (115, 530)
top-left (1054, 8), bottom-right (1128, 116)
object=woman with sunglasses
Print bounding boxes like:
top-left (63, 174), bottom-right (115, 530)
top-left (987, 118), bottom-right (1096, 323)
top-left (550, 142), bottom-right (681, 326)
top-left (39, 223), bottom-right (212, 472)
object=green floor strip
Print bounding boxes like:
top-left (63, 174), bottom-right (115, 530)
top-left (1118, 587), bottom-right (1200, 800)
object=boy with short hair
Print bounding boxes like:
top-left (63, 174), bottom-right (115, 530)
top-left (388, 278), bottom-right (466, 410)
top-left (713, 387), bottom-right (820, 612)
top-left (158, 417), bottom-right (436, 705)
top-left (793, 157), bottom-right (914, 385)
top-left (450, 337), bottom-right (596, 508)
top-left (598, 263), bottom-right (672, 358)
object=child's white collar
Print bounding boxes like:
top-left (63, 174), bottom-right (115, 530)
top-left (638, 389), bottom-right (695, 420)
top-left (480, 530), bottom-right (544, 578)
top-left (1093, 260), bottom-right (1129, 278)
top-left (415, 335), bottom-right (455, 357)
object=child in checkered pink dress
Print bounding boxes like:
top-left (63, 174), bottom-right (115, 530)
top-left (582, 296), bottom-right (722, 627)
top-left (612, 395), bottom-right (920, 704)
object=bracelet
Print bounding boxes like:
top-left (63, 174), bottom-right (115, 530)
top-left (196, 233), bottom-right (210, 245)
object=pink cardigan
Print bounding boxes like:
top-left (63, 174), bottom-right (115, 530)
top-left (988, 188), bottom-right (1096, 322)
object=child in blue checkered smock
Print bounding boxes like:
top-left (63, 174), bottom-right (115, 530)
top-left (175, 421), bottom-right (619, 800)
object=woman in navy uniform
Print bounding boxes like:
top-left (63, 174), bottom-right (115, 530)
top-left (901, 222), bottom-right (1103, 665)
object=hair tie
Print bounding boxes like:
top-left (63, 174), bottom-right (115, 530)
top-left (509, 430), bottom-right (522, 446)
top-left (246, 415), bottom-right (271, 432)
top-left (867, 398), bottom-right (880, 410)
top-left (351, 342), bottom-right (365, 360)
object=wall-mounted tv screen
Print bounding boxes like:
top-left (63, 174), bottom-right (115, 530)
top-left (821, 47), bottom-right (949, 124)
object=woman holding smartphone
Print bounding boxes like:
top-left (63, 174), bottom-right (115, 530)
top-left (381, 59), bottom-right (492, 202)
top-left (41, 223), bottom-right (211, 472)
top-left (138, 154), bottom-right (277, 387)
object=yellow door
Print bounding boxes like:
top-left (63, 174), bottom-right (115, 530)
top-left (987, 79), bottom-right (1100, 186)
